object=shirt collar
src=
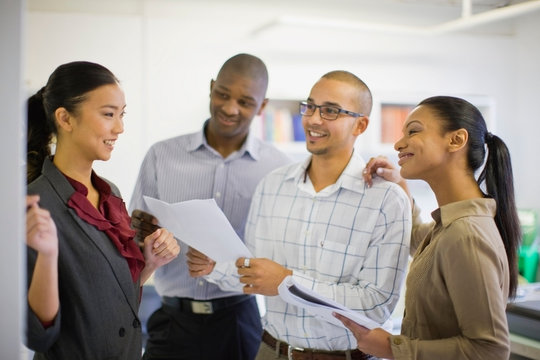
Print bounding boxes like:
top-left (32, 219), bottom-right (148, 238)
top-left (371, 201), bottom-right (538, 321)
top-left (285, 156), bottom-right (312, 182)
top-left (432, 198), bottom-right (497, 227)
top-left (65, 171), bottom-right (111, 198)
top-left (187, 119), bottom-right (259, 161)
top-left (285, 150), bottom-right (367, 194)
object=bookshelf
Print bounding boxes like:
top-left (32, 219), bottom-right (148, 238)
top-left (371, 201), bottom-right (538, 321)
top-left (368, 94), bottom-right (496, 154)
top-left (253, 99), bottom-right (304, 142)
top-left (253, 99), bottom-right (309, 161)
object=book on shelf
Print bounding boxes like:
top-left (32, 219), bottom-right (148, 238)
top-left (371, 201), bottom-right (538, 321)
top-left (254, 105), bottom-right (305, 143)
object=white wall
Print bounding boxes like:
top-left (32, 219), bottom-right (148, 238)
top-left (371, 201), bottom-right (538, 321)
top-left (25, 1), bottom-right (540, 215)
top-left (515, 14), bottom-right (540, 212)
top-left (25, 11), bottom-right (145, 200)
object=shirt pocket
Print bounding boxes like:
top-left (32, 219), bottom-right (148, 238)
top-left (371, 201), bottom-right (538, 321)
top-left (315, 240), bottom-right (360, 281)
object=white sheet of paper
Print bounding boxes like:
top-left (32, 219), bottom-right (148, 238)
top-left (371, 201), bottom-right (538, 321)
top-left (278, 276), bottom-right (380, 330)
top-left (143, 196), bottom-right (253, 262)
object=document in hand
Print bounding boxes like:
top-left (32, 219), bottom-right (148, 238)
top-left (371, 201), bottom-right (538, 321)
top-left (143, 196), bottom-right (253, 262)
top-left (278, 276), bottom-right (380, 330)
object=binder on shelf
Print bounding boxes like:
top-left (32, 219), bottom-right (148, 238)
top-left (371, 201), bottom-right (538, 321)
top-left (292, 114), bottom-right (305, 141)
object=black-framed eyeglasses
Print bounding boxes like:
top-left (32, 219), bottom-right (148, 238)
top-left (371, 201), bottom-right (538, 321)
top-left (299, 101), bottom-right (363, 121)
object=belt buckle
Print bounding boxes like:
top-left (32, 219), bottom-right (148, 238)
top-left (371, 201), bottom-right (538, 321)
top-left (287, 344), bottom-right (304, 360)
top-left (191, 301), bottom-right (213, 314)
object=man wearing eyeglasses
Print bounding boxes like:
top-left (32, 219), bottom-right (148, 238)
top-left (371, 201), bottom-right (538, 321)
top-left (188, 71), bottom-right (411, 359)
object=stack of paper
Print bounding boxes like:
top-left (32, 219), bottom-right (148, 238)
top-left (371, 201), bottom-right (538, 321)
top-left (278, 276), bottom-right (380, 330)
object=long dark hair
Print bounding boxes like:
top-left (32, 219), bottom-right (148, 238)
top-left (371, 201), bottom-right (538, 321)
top-left (419, 95), bottom-right (520, 298)
top-left (27, 61), bottom-right (119, 184)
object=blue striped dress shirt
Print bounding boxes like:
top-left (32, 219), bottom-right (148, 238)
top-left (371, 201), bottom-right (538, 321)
top-left (129, 122), bottom-right (291, 299)
top-left (208, 151), bottom-right (412, 351)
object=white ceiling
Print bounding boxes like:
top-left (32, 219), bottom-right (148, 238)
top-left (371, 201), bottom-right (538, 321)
top-left (26, 0), bottom-right (535, 15)
top-left (26, 0), bottom-right (540, 36)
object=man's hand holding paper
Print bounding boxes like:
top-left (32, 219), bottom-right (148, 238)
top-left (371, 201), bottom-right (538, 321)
top-left (142, 196), bottom-right (253, 263)
top-left (235, 257), bottom-right (293, 296)
top-left (186, 247), bottom-right (216, 277)
top-left (131, 209), bottom-right (159, 247)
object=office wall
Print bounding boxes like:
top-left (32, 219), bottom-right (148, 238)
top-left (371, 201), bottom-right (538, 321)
top-left (515, 15), bottom-right (540, 213)
top-left (25, 1), bottom-right (540, 214)
top-left (26, 11), bottom-right (144, 201)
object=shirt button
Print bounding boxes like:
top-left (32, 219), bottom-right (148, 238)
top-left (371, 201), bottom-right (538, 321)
top-left (215, 192), bottom-right (221, 198)
top-left (220, 163), bottom-right (225, 168)
top-left (119, 327), bottom-right (126, 337)
top-left (393, 337), bottom-right (402, 345)
top-left (199, 281), bottom-right (204, 286)
top-left (132, 318), bottom-right (140, 328)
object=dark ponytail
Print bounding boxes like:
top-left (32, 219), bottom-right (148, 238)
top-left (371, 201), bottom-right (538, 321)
top-left (27, 87), bottom-right (53, 184)
top-left (419, 96), bottom-right (520, 298)
top-left (26, 61), bottom-right (118, 184)
top-left (478, 134), bottom-right (520, 298)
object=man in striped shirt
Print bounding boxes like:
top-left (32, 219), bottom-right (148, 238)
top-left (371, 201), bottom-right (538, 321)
top-left (129, 53), bottom-right (291, 360)
top-left (189, 71), bottom-right (412, 360)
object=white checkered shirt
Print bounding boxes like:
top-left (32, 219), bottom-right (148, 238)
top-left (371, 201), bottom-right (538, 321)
top-left (209, 151), bottom-right (411, 350)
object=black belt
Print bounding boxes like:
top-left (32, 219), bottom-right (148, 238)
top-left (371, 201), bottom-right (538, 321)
top-left (262, 330), bottom-right (373, 360)
top-left (162, 294), bottom-right (250, 315)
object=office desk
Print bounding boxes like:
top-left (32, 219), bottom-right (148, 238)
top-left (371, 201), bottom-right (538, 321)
top-left (510, 333), bottom-right (540, 360)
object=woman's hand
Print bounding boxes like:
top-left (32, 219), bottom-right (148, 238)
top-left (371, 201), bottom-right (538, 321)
top-left (26, 195), bottom-right (60, 323)
top-left (363, 156), bottom-right (412, 205)
top-left (333, 312), bottom-right (394, 359)
top-left (26, 195), bottom-right (58, 257)
top-left (363, 156), bottom-right (403, 187)
top-left (141, 228), bottom-right (180, 282)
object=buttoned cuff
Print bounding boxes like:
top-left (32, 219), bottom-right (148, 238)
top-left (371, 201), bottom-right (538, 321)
top-left (389, 335), bottom-right (412, 360)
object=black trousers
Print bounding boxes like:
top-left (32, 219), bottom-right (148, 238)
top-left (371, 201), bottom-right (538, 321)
top-left (142, 296), bottom-right (262, 360)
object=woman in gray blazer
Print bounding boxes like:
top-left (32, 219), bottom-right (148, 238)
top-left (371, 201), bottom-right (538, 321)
top-left (25, 61), bottom-right (180, 359)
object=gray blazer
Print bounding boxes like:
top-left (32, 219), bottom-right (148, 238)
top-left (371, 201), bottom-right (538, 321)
top-left (26, 158), bottom-right (142, 360)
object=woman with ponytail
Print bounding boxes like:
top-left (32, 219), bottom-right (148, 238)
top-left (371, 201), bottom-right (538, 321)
top-left (26, 61), bottom-right (180, 359)
top-left (334, 96), bottom-right (519, 359)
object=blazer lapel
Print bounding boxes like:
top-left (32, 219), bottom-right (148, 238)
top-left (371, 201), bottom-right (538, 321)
top-left (41, 158), bottom-right (140, 315)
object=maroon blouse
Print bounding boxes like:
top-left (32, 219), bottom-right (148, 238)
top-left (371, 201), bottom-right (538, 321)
top-left (64, 172), bottom-right (145, 283)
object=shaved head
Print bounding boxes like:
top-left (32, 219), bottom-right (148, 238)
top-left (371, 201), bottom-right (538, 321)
top-left (321, 70), bottom-right (372, 116)
top-left (217, 53), bottom-right (269, 94)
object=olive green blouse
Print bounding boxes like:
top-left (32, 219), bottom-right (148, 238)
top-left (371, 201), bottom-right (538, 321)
top-left (390, 198), bottom-right (510, 359)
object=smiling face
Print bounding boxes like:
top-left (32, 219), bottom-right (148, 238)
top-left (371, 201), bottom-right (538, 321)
top-left (302, 77), bottom-right (368, 158)
top-left (394, 105), bottom-right (452, 182)
top-left (207, 70), bottom-right (267, 143)
top-left (58, 83), bottom-right (126, 164)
